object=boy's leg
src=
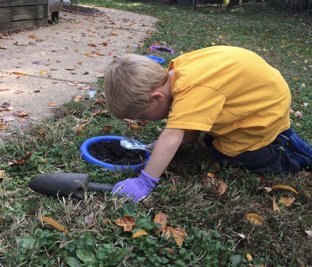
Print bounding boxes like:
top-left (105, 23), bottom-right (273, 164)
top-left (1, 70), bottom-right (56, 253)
top-left (210, 144), bottom-right (300, 174)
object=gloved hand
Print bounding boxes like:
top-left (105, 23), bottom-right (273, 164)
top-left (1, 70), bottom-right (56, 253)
top-left (112, 170), bottom-right (159, 202)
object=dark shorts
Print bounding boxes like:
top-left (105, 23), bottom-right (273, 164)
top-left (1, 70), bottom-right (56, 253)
top-left (202, 133), bottom-right (300, 174)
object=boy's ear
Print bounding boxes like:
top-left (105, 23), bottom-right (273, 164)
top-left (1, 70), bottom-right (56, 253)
top-left (150, 91), bottom-right (165, 103)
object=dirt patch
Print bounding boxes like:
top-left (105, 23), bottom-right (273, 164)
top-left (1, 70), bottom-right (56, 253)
top-left (0, 5), bottom-right (158, 141)
top-left (88, 139), bottom-right (147, 165)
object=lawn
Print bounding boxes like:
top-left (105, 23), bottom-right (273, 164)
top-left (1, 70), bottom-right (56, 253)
top-left (1, 1), bottom-right (312, 266)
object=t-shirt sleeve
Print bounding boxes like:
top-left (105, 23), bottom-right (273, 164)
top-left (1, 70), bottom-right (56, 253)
top-left (166, 85), bottom-right (226, 132)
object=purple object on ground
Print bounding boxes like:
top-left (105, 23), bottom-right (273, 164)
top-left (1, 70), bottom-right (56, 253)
top-left (150, 46), bottom-right (174, 54)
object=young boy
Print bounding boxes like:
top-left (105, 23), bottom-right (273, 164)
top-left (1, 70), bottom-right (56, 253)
top-left (104, 46), bottom-right (312, 202)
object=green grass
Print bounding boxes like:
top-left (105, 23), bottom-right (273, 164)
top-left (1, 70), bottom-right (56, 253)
top-left (1, 1), bottom-right (312, 266)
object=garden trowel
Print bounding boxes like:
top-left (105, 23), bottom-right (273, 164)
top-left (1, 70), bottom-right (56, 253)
top-left (29, 173), bottom-right (114, 199)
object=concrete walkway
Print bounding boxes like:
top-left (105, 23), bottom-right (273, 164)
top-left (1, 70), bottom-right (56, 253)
top-left (0, 6), bottom-right (158, 138)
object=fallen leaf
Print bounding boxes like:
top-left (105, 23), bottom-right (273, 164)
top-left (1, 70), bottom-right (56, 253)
top-left (246, 253), bottom-right (253, 261)
top-left (271, 197), bottom-right (280, 212)
top-left (217, 181), bottom-right (227, 196)
top-left (40, 69), bottom-right (47, 75)
top-left (246, 213), bottom-right (264, 225)
top-left (102, 125), bottom-right (113, 133)
top-left (161, 248), bottom-right (175, 254)
top-left (13, 71), bottom-right (26, 75)
top-left (10, 151), bottom-right (33, 165)
top-left (114, 215), bottom-right (136, 232)
top-left (0, 123), bottom-right (9, 130)
top-left (154, 212), bottom-right (167, 230)
top-left (40, 216), bottom-right (68, 233)
top-left (132, 230), bottom-right (148, 238)
top-left (95, 99), bottom-right (106, 105)
top-left (270, 185), bottom-right (298, 194)
top-left (28, 34), bottom-right (37, 39)
top-left (278, 197), bottom-right (295, 206)
top-left (85, 52), bottom-right (91, 56)
top-left (49, 102), bottom-right (56, 107)
top-left (0, 170), bottom-right (5, 182)
top-left (85, 212), bottom-right (94, 226)
top-left (130, 124), bottom-right (142, 131)
top-left (13, 111), bottom-right (28, 117)
top-left (73, 95), bottom-right (83, 102)
top-left (259, 186), bottom-right (272, 192)
top-left (305, 230), bottom-right (312, 239)
top-left (295, 111), bottom-right (303, 119)
top-left (2, 116), bottom-right (15, 123)
top-left (161, 226), bottom-right (187, 247)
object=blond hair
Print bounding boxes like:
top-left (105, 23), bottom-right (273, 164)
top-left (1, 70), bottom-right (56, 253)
top-left (104, 54), bottom-right (169, 119)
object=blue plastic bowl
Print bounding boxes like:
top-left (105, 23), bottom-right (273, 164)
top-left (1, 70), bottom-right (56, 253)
top-left (145, 55), bottom-right (166, 64)
top-left (79, 136), bottom-right (150, 171)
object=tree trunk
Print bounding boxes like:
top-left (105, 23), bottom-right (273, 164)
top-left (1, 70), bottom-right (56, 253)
top-left (227, 0), bottom-right (239, 7)
top-left (284, 0), bottom-right (308, 11)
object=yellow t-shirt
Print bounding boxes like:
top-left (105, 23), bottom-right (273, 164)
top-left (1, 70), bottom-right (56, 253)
top-left (167, 46), bottom-right (291, 157)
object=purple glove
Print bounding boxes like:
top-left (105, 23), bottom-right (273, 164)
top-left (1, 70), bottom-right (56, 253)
top-left (112, 170), bottom-right (159, 202)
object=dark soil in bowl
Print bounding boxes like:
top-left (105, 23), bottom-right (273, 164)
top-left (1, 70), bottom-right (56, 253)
top-left (88, 139), bottom-right (147, 165)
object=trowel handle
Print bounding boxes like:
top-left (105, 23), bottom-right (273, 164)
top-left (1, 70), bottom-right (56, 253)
top-left (88, 182), bottom-right (114, 192)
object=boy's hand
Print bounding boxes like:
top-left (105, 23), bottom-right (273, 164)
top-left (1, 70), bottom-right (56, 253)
top-left (112, 170), bottom-right (159, 202)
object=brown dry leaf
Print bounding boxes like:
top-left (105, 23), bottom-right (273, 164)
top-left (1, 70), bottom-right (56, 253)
top-left (73, 95), bottom-right (83, 102)
top-left (271, 197), bottom-right (280, 212)
top-left (95, 99), bottom-right (106, 105)
top-left (114, 215), bottom-right (136, 232)
top-left (9, 151), bottom-right (33, 166)
top-left (67, 81), bottom-right (78, 86)
top-left (258, 176), bottom-right (265, 183)
top-left (91, 51), bottom-right (104, 56)
top-left (85, 52), bottom-right (91, 56)
top-left (161, 226), bottom-right (187, 247)
top-left (0, 123), bottom-right (9, 130)
top-left (13, 71), bottom-right (26, 75)
top-left (85, 212), bottom-right (94, 226)
top-left (13, 111), bottom-right (29, 117)
top-left (28, 34), bottom-right (37, 39)
top-left (40, 69), bottom-right (47, 75)
top-left (278, 197), bottom-right (295, 207)
top-left (217, 181), bottom-right (227, 196)
top-left (130, 124), bottom-right (142, 131)
top-left (102, 125), bottom-right (113, 133)
top-left (132, 230), bottom-right (148, 238)
top-left (41, 216), bottom-right (68, 233)
top-left (0, 170), bottom-right (5, 183)
top-left (302, 190), bottom-right (311, 199)
top-left (154, 212), bottom-right (167, 230)
top-left (161, 248), bottom-right (175, 254)
top-left (49, 102), bottom-right (56, 107)
top-left (162, 226), bottom-right (175, 240)
top-left (174, 227), bottom-right (188, 247)
top-left (259, 187), bottom-right (272, 192)
top-left (246, 253), bottom-right (253, 261)
top-left (271, 185), bottom-right (298, 194)
top-left (246, 213), bottom-right (264, 225)
top-left (0, 210), bottom-right (5, 223)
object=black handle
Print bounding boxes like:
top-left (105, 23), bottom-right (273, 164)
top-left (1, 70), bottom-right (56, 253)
top-left (88, 182), bottom-right (114, 192)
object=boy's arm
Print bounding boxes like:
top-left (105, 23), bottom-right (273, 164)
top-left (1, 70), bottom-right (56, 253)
top-left (183, 130), bottom-right (201, 145)
top-left (144, 128), bottom-right (185, 178)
